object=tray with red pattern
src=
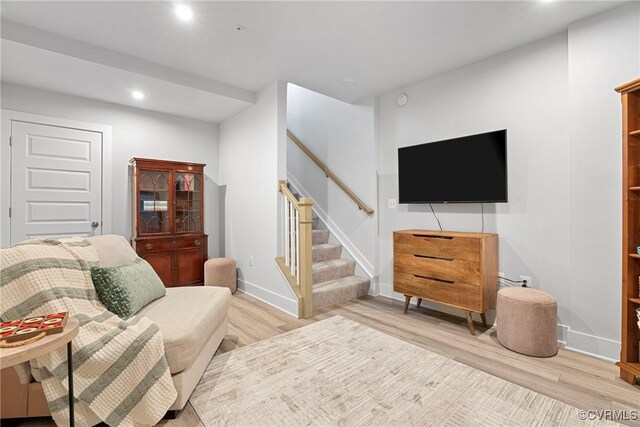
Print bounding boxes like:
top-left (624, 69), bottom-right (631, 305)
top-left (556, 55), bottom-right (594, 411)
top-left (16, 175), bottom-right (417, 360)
top-left (0, 312), bottom-right (69, 343)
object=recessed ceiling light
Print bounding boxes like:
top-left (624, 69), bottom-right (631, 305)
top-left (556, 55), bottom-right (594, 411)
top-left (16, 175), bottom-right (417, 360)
top-left (341, 78), bottom-right (355, 85)
top-left (174, 4), bottom-right (194, 22)
top-left (233, 25), bottom-right (245, 32)
top-left (131, 90), bottom-right (145, 100)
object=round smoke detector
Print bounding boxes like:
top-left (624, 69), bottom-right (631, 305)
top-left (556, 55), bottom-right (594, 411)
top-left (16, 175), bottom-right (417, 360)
top-left (397, 93), bottom-right (409, 107)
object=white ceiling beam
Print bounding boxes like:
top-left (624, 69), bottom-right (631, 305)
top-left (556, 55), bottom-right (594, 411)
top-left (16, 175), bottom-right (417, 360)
top-left (1, 19), bottom-right (256, 105)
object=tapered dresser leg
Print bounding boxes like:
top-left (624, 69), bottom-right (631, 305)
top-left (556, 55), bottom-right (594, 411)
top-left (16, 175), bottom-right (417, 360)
top-left (416, 298), bottom-right (422, 309)
top-left (465, 311), bottom-right (476, 336)
top-left (403, 295), bottom-right (412, 314)
top-left (480, 313), bottom-right (487, 328)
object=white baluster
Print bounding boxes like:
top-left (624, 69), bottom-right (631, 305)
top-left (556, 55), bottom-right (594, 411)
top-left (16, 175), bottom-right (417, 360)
top-left (284, 198), bottom-right (290, 267)
top-left (290, 203), bottom-right (296, 277)
top-left (295, 209), bottom-right (300, 284)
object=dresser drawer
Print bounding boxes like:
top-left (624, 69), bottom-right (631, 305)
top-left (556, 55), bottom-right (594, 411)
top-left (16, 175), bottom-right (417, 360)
top-left (394, 232), bottom-right (480, 262)
top-left (394, 253), bottom-right (480, 286)
top-left (136, 237), bottom-right (205, 253)
top-left (394, 271), bottom-right (481, 311)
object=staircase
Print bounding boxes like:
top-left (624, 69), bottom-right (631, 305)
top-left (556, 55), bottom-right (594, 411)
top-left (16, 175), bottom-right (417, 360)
top-left (310, 216), bottom-right (370, 310)
top-left (278, 132), bottom-right (375, 318)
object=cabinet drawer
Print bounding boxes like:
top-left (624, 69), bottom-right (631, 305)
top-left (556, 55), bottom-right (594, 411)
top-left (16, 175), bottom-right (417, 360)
top-left (137, 237), bottom-right (205, 253)
top-left (394, 253), bottom-right (480, 286)
top-left (394, 233), bottom-right (480, 262)
top-left (393, 271), bottom-right (481, 311)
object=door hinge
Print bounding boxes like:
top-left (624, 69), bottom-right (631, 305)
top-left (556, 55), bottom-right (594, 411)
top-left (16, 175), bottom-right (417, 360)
top-left (8, 207), bottom-right (11, 218)
top-left (8, 136), bottom-right (12, 147)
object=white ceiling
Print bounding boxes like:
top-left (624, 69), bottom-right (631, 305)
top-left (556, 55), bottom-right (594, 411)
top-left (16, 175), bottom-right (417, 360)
top-left (1, 39), bottom-right (253, 123)
top-left (0, 1), bottom-right (626, 122)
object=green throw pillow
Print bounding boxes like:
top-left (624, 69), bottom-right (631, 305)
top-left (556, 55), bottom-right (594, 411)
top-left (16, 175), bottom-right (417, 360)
top-left (91, 258), bottom-right (166, 319)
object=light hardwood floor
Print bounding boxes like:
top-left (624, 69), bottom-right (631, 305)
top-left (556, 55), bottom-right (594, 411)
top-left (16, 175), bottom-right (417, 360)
top-left (7, 291), bottom-right (640, 426)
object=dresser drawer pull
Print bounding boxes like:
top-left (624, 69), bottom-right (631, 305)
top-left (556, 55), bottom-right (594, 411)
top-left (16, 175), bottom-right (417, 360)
top-left (413, 234), bottom-right (454, 240)
top-left (194, 239), bottom-right (201, 246)
top-left (145, 243), bottom-right (153, 250)
top-left (413, 254), bottom-right (453, 262)
top-left (413, 274), bottom-right (454, 284)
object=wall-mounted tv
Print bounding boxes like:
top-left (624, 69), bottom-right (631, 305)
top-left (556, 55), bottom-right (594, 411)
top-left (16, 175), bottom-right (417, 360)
top-left (398, 130), bottom-right (507, 204)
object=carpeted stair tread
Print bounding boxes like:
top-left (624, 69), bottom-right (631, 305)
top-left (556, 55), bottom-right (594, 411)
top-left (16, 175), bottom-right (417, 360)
top-left (312, 259), bottom-right (355, 284)
top-left (312, 243), bottom-right (343, 262)
top-left (283, 191), bottom-right (369, 307)
top-left (312, 229), bottom-right (330, 245)
top-left (313, 275), bottom-right (370, 308)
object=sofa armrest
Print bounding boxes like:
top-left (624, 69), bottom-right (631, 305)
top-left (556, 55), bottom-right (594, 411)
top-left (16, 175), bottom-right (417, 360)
top-left (0, 367), bottom-right (30, 419)
top-left (1, 367), bottom-right (51, 420)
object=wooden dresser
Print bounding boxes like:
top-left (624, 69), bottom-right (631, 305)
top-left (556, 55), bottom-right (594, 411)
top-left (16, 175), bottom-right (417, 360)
top-left (393, 230), bottom-right (498, 335)
top-left (130, 158), bottom-right (208, 287)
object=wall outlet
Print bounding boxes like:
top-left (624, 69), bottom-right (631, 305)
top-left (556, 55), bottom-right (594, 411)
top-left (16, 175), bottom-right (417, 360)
top-left (249, 256), bottom-right (254, 267)
top-left (520, 275), bottom-right (532, 288)
top-left (388, 198), bottom-right (397, 209)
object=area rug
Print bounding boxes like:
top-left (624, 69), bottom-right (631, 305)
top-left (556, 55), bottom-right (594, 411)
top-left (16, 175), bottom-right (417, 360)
top-left (190, 316), bottom-right (610, 426)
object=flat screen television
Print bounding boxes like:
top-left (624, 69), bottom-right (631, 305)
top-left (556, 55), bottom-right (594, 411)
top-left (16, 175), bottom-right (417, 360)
top-left (398, 130), bottom-right (507, 204)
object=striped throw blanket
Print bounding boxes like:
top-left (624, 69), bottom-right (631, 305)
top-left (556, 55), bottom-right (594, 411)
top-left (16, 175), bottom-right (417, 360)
top-left (0, 238), bottom-right (177, 426)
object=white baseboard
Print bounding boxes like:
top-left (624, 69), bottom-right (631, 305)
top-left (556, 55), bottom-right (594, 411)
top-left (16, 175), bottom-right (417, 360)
top-left (557, 324), bottom-right (619, 362)
top-left (370, 277), bottom-right (380, 297)
top-left (379, 283), bottom-right (619, 361)
top-left (286, 174), bottom-right (375, 280)
top-left (237, 278), bottom-right (298, 318)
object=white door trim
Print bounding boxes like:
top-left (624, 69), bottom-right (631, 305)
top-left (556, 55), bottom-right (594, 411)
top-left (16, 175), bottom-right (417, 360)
top-left (1, 109), bottom-right (112, 247)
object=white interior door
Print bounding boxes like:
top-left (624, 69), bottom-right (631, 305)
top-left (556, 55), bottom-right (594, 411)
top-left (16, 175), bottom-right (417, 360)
top-left (10, 120), bottom-right (102, 243)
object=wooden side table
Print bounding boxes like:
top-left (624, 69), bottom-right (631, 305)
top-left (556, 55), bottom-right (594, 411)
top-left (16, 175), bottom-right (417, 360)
top-left (0, 317), bottom-right (79, 426)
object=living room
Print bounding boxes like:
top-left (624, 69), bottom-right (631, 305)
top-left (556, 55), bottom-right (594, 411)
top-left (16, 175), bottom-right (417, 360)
top-left (1, 1), bottom-right (639, 426)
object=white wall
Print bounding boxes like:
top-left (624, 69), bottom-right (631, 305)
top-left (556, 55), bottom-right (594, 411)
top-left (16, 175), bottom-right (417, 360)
top-left (566, 3), bottom-right (640, 357)
top-left (219, 81), bottom-right (297, 315)
top-left (287, 84), bottom-right (377, 279)
top-left (1, 82), bottom-right (222, 256)
top-left (375, 3), bottom-right (639, 360)
top-left (377, 32), bottom-right (570, 328)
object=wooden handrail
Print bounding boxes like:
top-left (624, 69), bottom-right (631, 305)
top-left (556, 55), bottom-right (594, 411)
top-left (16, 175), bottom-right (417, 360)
top-left (287, 130), bottom-right (375, 215)
top-left (278, 180), bottom-right (313, 212)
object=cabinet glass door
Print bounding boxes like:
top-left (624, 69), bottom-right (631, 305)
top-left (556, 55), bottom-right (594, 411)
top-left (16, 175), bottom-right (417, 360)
top-left (174, 172), bottom-right (202, 233)
top-left (138, 170), bottom-right (170, 234)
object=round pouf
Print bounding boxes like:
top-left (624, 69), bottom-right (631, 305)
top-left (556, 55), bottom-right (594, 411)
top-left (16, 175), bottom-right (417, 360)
top-left (204, 258), bottom-right (237, 293)
top-left (497, 287), bottom-right (557, 357)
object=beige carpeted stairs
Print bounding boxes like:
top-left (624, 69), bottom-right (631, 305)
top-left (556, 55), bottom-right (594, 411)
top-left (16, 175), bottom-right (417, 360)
top-left (309, 215), bottom-right (370, 309)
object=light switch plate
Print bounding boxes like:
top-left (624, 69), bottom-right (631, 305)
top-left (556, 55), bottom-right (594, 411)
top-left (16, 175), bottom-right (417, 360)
top-left (388, 199), bottom-right (397, 209)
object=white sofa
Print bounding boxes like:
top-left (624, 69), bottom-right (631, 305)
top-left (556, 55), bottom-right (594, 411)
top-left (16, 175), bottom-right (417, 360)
top-left (0, 234), bottom-right (231, 419)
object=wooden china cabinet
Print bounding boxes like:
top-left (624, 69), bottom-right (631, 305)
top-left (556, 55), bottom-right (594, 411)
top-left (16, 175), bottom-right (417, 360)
top-left (130, 158), bottom-right (207, 287)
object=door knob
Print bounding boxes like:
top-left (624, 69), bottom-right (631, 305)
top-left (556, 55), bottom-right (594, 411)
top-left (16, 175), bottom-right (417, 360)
top-left (91, 221), bottom-right (99, 229)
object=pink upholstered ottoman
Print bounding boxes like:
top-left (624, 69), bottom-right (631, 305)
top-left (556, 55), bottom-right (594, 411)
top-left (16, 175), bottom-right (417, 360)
top-left (497, 287), bottom-right (557, 357)
top-left (204, 258), bottom-right (237, 293)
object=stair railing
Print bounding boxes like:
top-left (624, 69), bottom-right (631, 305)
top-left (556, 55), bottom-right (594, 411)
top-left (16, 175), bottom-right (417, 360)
top-left (287, 130), bottom-right (375, 215)
top-left (276, 180), bottom-right (314, 318)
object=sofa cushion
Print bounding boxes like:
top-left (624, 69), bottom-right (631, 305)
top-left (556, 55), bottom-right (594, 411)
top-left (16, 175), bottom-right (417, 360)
top-left (87, 235), bottom-right (138, 268)
top-left (137, 286), bottom-right (231, 374)
top-left (91, 258), bottom-right (166, 319)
